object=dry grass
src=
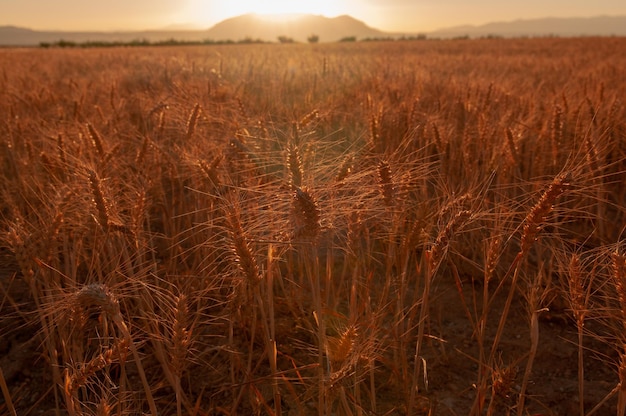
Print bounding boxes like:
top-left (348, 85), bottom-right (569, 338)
top-left (0, 37), bottom-right (625, 415)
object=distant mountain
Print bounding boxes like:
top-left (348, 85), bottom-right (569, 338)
top-left (0, 14), bottom-right (388, 46)
top-left (429, 15), bottom-right (626, 38)
top-left (1, 14), bottom-right (626, 46)
top-left (158, 23), bottom-right (205, 31)
top-left (0, 26), bottom-right (210, 46)
top-left (204, 13), bottom-right (388, 42)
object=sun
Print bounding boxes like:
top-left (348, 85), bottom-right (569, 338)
top-left (185, 0), bottom-right (348, 25)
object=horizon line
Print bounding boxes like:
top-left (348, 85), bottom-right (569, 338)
top-left (3, 12), bottom-right (626, 34)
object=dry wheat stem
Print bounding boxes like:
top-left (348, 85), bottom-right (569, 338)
top-left (185, 103), bottom-right (201, 140)
top-left (0, 366), bottom-right (17, 416)
top-left (377, 160), bottom-right (394, 207)
top-left (287, 142), bottom-right (304, 188)
top-left (619, 352), bottom-right (626, 416)
top-left (292, 186), bottom-right (321, 241)
top-left (70, 284), bottom-right (158, 416)
top-left (299, 109), bottom-right (319, 128)
top-left (410, 211), bottom-right (472, 412)
top-left (88, 170), bottom-right (110, 230)
top-left (87, 123), bottom-right (105, 158)
top-left (568, 253), bottom-right (586, 416)
top-left (519, 173), bottom-right (570, 255)
top-left (614, 250), bottom-right (626, 328)
top-left (170, 294), bottom-right (190, 416)
top-left (517, 279), bottom-right (546, 416)
top-left (614, 248), bottom-right (626, 416)
top-left (505, 128), bottom-right (519, 167)
top-left (428, 210), bottom-right (472, 271)
top-left (65, 338), bottom-right (129, 396)
top-left (227, 209), bottom-right (261, 285)
top-left (481, 173), bottom-right (570, 413)
top-left (198, 155), bottom-right (223, 191)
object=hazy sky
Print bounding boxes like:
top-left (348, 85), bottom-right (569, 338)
top-left (1, 0), bottom-right (625, 32)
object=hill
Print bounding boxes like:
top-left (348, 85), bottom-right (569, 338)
top-left (0, 26), bottom-right (210, 46)
top-left (429, 15), bottom-right (626, 38)
top-left (1, 14), bottom-right (626, 46)
top-left (0, 14), bottom-right (388, 46)
top-left (204, 13), bottom-right (388, 42)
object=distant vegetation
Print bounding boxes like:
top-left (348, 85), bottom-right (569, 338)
top-left (3, 14), bottom-right (626, 47)
top-left (39, 37), bottom-right (269, 48)
top-left (307, 34), bottom-right (320, 43)
top-left (277, 35), bottom-right (295, 44)
top-left (36, 33), bottom-right (537, 48)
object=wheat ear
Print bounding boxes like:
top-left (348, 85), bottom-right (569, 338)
top-left (299, 109), bottom-right (319, 128)
top-left (88, 170), bottom-right (110, 230)
top-left (291, 186), bottom-right (321, 241)
top-left (427, 210), bottom-right (472, 271)
top-left (69, 284), bottom-right (158, 416)
top-left (486, 172), bottom-right (571, 405)
top-left (185, 103), bottom-right (201, 140)
top-left (519, 173), bottom-right (570, 255)
top-left (87, 123), bottom-right (105, 158)
top-left (65, 339), bottom-right (129, 396)
top-left (198, 155), bottom-right (223, 191)
top-left (377, 160), bottom-right (394, 207)
top-left (170, 294), bottom-right (191, 375)
top-left (287, 141), bottom-right (303, 188)
top-left (227, 209), bottom-right (261, 285)
top-left (505, 128), bottom-right (519, 167)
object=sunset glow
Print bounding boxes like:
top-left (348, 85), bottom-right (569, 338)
top-left (184, 0), bottom-right (349, 27)
top-left (1, 0), bottom-right (626, 32)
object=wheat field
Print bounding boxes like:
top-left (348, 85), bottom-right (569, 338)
top-left (1, 37), bottom-right (625, 415)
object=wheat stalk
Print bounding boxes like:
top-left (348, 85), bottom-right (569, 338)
top-left (612, 247), bottom-right (626, 416)
top-left (291, 186), bottom-right (321, 241)
top-left (377, 160), bottom-right (394, 207)
top-left (505, 128), bottom-right (519, 167)
top-left (227, 209), bottom-right (261, 286)
top-left (299, 109), bottom-right (319, 128)
top-left (7, 225), bottom-right (36, 284)
top-left (550, 105), bottom-right (563, 166)
top-left (519, 173), bottom-right (570, 255)
top-left (287, 141), bottom-right (304, 189)
top-left (88, 170), bottom-right (110, 230)
top-left (369, 111), bottom-right (380, 150)
top-left (432, 122), bottom-right (443, 155)
top-left (87, 123), bottom-right (106, 158)
top-left (170, 294), bottom-right (191, 374)
top-left (0, 366), bottom-right (17, 416)
top-left (170, 294), bottom-right (191, 416)
top-left (613, 250), bottom-right (626, 326)
top-left (335, 154), bottom-right (354, 183)
top-left (198, 155), bottom-right (223, 191)
top-left (185, 103), bottom-right (201, 140)
top-left (66, 284), bottom-right (158, 416)
top-left (411, 209), bottom-right (472, 411)
top-left (481, 173), bottom-right (571, 414)
top-left (65, 338), bottom-right (129, 397)
top-left (96, 396), bottom-right (113, 416)
top-left (568, 253), bottom-right (586, 416)
top-left (619, 351), bottom-right (626, 416)
top-left (326, 325), bottom-right (358, 369)
top-left (427, 209), bottom-right (472, 271)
